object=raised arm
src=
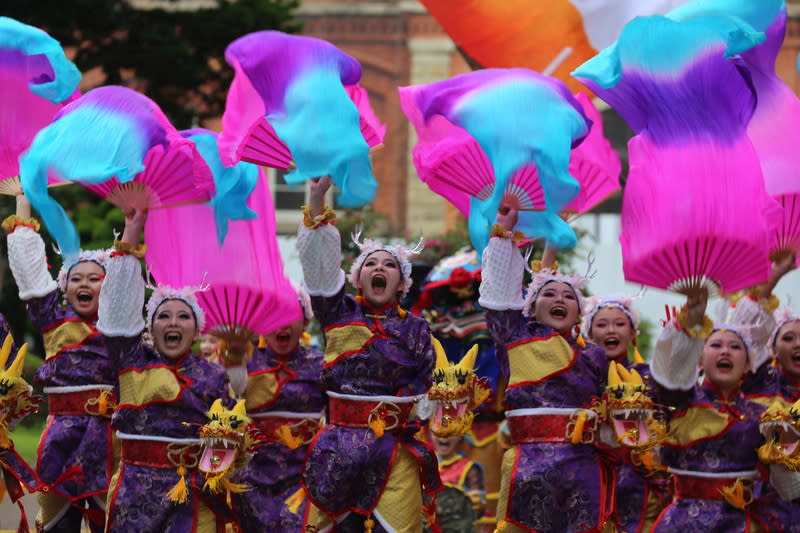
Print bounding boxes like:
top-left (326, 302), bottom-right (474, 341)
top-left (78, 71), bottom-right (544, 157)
top-left (3, 195), bottom-right (57, 301)
top-left (296, 176), bottom-right (345, 298)
top-left (478, 207), bottom-right (525, 313)
top-left (651, 291), bottom-right (710, 407)
top-left (96, 209), bottom-right (147, 338)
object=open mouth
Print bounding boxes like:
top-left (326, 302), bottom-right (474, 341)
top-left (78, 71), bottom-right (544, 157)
top-left (761, 421), bottom-right (800, 456)
top-left (791, 352), bottom-right (800, 364)
top-left (275, 332), bottom-right (291, 346)
top-left (371, 274), bottom-right (387, 294)
top-left (716, 359), bottom-right (734, 370)
top-left (164, 332), bottom-right (182, 349)
top-left (611, 409), bottom-right (651, 447)
top-left (603, 338), bottom-right (621, 350)
top-left (431, 399), bottom-right (470, 435)
top-left (76, 291), bottom-right (93, 305)
top-left (549, 306), bottom-right (567, 319)
top-left (199, 437), bottom-right (240, 473)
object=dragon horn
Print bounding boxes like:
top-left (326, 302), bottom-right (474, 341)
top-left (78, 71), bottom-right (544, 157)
top-left (607, 362), bottom-right (622, 387)
top-left (629, 367), bottom-right (644, 386)
top-left (7, 343), bottom-right (27, 379)
top-left (232, 399), bottom-right (247, 417)
top-left (208, 398), bottom-right (224, 417)
top-left (616, 364), bottom-right (634, 383)
top-left (459, 344), bottom-right (479, 372)
top-left (0, 334), bottom-right (11, 370)
top-left (432, 337), bottom-right (449, 370)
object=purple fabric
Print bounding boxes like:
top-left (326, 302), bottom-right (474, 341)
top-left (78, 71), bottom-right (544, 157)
top-left (304, 288), bottom-right (440, 516)
top-left (232, 345), bottom-right (324, 531)
top-left (653, 381), bottom-right (779, 532)
top-left (105, 335), bottom-right (233, 532)
top-left (485, 310), bottom-right (611, 531)
top-left (24, 290), bottom-right (114, 502)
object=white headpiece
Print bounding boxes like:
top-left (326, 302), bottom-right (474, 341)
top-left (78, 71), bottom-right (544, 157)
top-left (57, 249), bottom-right (112, 291)
top-left (770, 307), bottom-right (800, 349)
top-left (146, 284), bottom-right (207, 332)
top-left (347, 228), bottom-right (424, 299)
top-left (582, 291), bottom-right (643, 333)
top-left (522, 256), bottom-right (595, 318)
top-left (709, 322), bottom-right (758, 372)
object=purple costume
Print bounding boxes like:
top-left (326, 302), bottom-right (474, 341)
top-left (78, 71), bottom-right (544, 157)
top-left (650, 319), bottom-right (779, 533)
top-left (96, 249), bottom-right (234, 533)
top-left (478, 235), bottom-right (611, 533)
top-left (5, 218), bottom-right (113, 532)
top-left (296, 216), bottom-right (441, 532)
top-left (232, 344), bottom-right (325, 531)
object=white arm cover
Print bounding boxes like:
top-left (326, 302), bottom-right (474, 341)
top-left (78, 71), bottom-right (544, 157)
top-left (296, 222), bottom-right (345, 297)
top-left (651, 321), bottom-right (704, 391)
top-left (770, 464), bottom-right (800, 501)
top-left (478, 236), bottom-right (525, 311)
top-left (731, 297), bottom-right (776, 372)
top-left (96, 254), bottom-right (145, 337)
top-left (7, 227), bottom-right (57, 300)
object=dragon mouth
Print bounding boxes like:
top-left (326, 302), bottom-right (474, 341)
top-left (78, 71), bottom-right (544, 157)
top-left (760, 421), bottom-right (800, 457)
top-left (431, 399), bottom-right (470, 433)
top-left (610, 408), bottom-right (651, 447)
top-left (199, 437), bottom-right (241, 473)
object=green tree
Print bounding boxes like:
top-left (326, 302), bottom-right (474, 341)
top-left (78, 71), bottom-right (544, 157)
top-left (2, 0), bottom-right (301, 128)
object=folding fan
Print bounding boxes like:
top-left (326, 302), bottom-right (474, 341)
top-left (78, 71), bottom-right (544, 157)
top-left (400, 70), bottom-right (618, 255)
top-left (574, 10), bottom-right (781, 295)
top-left (0, 17), bottom-right (81, 195)
top-left (218, 31), bottom-right (385, 208)
top-left (145, 173), bottom-right (301, 342)
top-left (20, 85), bottom-right (214, 262)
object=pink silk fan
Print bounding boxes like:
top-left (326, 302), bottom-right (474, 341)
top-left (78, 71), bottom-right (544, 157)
top-left (144, 172), bottom-right (301, 343)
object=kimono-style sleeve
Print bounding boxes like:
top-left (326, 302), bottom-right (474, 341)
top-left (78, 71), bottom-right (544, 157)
top-left (5, 221), bottom-right (58, 302)
top-left (296, 218), bottom-right (345, 298)
top-left (96, 253), bottom-right (145, 339)
top-left (651, 320), bottom-right (705, 411)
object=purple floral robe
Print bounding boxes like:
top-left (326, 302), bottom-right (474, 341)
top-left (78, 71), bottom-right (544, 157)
top-left (27, 290), bottom-right (115, 503)
top-left (486, 309), bottom-right (611, 533)
top-left (653, 381), bottom-right (779, 533)
top-left (232, 344), bottom-right (325, 531)
top-left (303, 288), bottom-right (441, 525)
top-left (105, 335), bottom-right (233, 533)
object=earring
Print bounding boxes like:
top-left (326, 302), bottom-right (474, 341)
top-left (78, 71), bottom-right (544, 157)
top-left (575, 324), bottom-right (586, 348)
top-left (632, 337), bottom-right (645, 365)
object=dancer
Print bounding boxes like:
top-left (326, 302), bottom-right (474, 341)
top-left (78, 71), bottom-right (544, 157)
top-left (585, 294), bottom-right (671, 532)
top-left (296, 176), bottom-right (441, 532)
top-left (98, 208), bottom-right (235, 532)
top-left (479, 206), bottom-right (611, 533)
top-left (231, 287), bottom-right (325, 531)
top-left (5, 195), bottom-right (113, 532)
top-left (650, 290), bottom-right (779, 532)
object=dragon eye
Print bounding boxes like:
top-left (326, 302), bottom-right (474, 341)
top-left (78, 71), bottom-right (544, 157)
top-left (229, 417), bottom-right (240, 429)
top-left (457, 374), bottom-right (466, 385)
top-left (614, 389), bottom-right (624, 399)
top-left (212, 414), bottom-right (219, 421)
top-left (434, 371), bottom-right (444, 383)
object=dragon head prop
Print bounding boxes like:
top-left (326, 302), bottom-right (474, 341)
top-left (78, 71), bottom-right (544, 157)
top-left (197, 399), bottom-right (262, 494)
top-left (0, 336), bottom-right (40, 448)
top-left (426, 338), bottom-right (491, 438)
top-left (758, 398), bottom-right (800, 470)
top-left (596, 362), bottom-right (660, 449)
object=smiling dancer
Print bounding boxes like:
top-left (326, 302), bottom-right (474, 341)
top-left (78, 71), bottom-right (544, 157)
top-left (5, 195), bottom-right (114, 532)
top-left (650, 290), bottom-right (780, 532)
top-left (585, 294), bottom-right (670, 533)
top-left (98, 208), bottom-right (236, 532)
top-left (231, 286), bottom-right (325, 532)
top-left (295, 176), bottom-right (441, 532)
top-left (479, 206), bottom-right (611, 533)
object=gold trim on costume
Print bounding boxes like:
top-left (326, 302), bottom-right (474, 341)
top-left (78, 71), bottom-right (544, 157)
top-left (119, 367), bottom-right (183, 406)
top-left (507, 335), bottom-right (575, 386)
top-left (43, 320), bottom-right (94, 360)
top-left (323, 324), bottom-right (375, 364)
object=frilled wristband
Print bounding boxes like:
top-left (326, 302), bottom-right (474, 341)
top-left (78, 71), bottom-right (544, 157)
top-left (490, 224), bottom-right (526, 244)
top-left (112, 241), bottom-right (147, 259)
top-left (675, 306), bottom-right (714, 339)
top-left (302, 205), bottom-right (336, 229)
top-left (2, 215), bottom-right (40, 234)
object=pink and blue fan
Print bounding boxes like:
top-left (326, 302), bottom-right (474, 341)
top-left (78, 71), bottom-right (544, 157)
top-left (0, 17), bottom-right (81, 195)
top-left (399, 69), bottom-right (601, 255)
top-left (666, 0), bottom-right (800, 265)
top-left (218, 31), bottom-right (385, 208)
top-left (180, 128), bottom-right (259, 245)
top-left (20, 86), bottom-right (215, 263)
top-left (145, 173), bottom-right (301, 345)
top-left (574, 9), bottom-right (782, 295)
